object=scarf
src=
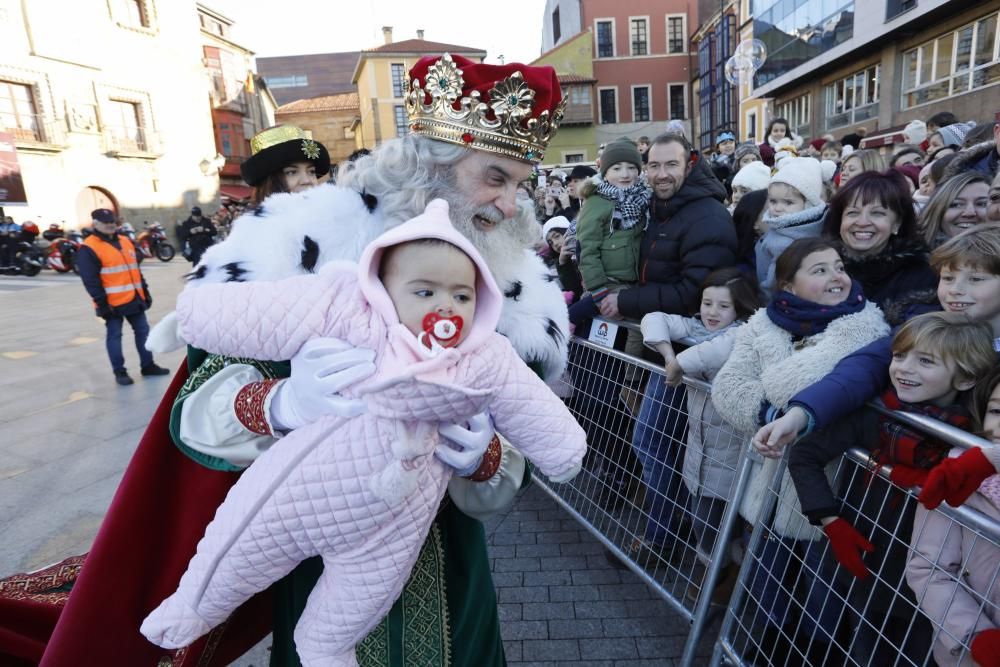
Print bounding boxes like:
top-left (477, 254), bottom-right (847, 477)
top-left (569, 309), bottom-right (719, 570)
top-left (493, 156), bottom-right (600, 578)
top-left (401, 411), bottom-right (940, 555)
top-left (595, 181), bottom-right (650, 231)
top-left (875, 387), bottom-right (971, 470)
top-left (765, 280), bottom-right (866, 337)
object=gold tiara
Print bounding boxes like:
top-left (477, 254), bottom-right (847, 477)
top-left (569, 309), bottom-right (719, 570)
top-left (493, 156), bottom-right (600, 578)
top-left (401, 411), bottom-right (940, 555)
top-left (250, 125), bottom-right (315, 155)
top-left (405, 54), bottom-right (565, 164)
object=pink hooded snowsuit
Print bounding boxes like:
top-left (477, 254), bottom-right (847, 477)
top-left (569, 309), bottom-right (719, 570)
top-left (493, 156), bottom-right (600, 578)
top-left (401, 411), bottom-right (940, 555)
top-left (140, 199), bottom-right (587, 666)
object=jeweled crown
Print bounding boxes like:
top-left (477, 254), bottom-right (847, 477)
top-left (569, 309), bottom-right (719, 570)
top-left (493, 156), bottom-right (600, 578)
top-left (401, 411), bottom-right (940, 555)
top-left (405, 54), bottom-right (566, 164)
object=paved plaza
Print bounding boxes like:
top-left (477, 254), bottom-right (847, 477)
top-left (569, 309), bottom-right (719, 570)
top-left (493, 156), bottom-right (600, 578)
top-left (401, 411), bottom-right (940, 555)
top-left (0, 260), bottom-right (713, 666)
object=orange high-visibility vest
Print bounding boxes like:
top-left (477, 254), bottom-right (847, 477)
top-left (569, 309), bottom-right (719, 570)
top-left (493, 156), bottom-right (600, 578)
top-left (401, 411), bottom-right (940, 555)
top-left (83, 234), bottom-right (146, 307)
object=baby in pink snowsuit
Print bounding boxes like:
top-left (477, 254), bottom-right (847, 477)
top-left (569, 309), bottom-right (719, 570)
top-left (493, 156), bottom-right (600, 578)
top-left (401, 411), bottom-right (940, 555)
top-left (140, 199), bottom-right (587, 666)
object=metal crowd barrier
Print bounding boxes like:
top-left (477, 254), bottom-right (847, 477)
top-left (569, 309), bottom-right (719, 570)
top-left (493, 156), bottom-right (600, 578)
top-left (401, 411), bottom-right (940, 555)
top-left (532, 325), bottom-right (1000, 667)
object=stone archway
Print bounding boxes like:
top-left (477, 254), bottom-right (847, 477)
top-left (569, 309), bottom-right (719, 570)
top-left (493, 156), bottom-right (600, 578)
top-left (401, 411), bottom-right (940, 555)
top-left (75, 186), bottom-right (119, 227)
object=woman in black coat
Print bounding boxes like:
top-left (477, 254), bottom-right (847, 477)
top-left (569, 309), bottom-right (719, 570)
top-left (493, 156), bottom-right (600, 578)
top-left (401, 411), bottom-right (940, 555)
top-left (821, 170), bottom-right (938, 319)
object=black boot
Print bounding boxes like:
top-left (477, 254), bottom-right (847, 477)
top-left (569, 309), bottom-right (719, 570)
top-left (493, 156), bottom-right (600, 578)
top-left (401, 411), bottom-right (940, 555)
top-left (141, 363), bottom-right (170, 377)
top-left (115, 369), bottom-right (134, 386)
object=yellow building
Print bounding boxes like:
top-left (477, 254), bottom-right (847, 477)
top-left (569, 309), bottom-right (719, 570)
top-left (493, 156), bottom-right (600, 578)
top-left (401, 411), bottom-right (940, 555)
top-left (275, 93), bottom-right (361, 167)
top-left (351, 28), bottom-right (486, 149)
top-left (531, 30), bottom-right (598, 164)
top-left (0, 0), bottom-right (223, 227)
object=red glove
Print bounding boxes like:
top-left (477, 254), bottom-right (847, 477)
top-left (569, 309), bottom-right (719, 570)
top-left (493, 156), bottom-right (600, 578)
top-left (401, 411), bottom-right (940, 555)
top-left (971, 628), bottom-right (1000, 667)
top-left (889, 464), bottom-right (929, 488)
top-left (918, 448), bottom-right (996, 510)
top-left (823, 518), bottom-right (874, 580)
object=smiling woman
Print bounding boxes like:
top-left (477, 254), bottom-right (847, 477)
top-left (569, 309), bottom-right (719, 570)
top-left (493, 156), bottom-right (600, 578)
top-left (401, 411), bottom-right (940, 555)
top-left (920, 171), bottom-right (991, 248)
top-left (822, 170), bottom-right (938, 314)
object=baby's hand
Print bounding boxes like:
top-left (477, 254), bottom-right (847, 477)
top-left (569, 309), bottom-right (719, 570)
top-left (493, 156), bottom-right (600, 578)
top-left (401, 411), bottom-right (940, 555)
top-left (664, 359), bottom-right (684, 387)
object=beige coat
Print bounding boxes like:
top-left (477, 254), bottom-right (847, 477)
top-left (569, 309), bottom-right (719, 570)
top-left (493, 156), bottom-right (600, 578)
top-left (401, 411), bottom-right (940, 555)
top-left (906, 490), bottom-right (1000, 667)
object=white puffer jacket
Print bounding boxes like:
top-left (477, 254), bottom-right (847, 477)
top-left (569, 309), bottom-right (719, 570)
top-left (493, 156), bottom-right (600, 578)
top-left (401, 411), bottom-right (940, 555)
top-left (711, 302), bottom-right (889, 540)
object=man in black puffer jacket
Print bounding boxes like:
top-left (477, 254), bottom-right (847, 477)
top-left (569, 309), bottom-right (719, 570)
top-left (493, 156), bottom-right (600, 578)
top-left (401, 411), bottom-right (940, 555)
top-left (599, 133), bottom-right (737, 570)
top-left (599, 133), bottom-right (737, 321)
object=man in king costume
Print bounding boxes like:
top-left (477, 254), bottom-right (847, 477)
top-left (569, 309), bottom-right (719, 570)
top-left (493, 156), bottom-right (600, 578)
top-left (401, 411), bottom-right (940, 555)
top-left (0, 54), bottom-right (572, 667)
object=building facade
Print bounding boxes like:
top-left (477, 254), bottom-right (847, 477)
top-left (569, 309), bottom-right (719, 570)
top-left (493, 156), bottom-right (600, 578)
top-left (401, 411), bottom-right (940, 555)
top-left (257, 52), bottom-right (360, 106)
top-left (741, 0), bottom-right (1000, 151)
top-left (274, 93), bottom-right (360, 167)
top-left (0, 0), bottom-right (222, 227)
top-left (541, 0), bottom-right (696, 146)
top-left (198, 4), bottom-right (276, 201)
top-left (691, 0), bottom-right (741, 152)
top-left (351, 29), bottom-right (486, 149)
top-left (532, 30), bottom-right (598, 164)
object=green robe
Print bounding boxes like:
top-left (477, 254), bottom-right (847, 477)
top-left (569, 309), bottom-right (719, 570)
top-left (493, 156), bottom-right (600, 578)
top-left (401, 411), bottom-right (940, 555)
top-left (170, 348), bottom-right (512, 667)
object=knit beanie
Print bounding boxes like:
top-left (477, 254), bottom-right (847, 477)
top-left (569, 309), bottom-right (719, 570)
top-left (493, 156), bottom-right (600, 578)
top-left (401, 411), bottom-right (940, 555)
top-left (937, 122), bottom-right (976, 147)
top-left (600, 139), bottom-right (642, 177)
top-left (731, 161), bottom-right (771, 192)
top-left (903, 120), bottom-right (927, 145)
top-left (542, 216), bottom-right (570, 238)
top-left (809, 138), bottom-right (826, 152)
top-left (734, 143), bottom-right (762, 165)
top-left (769, 157), bottom-right (824, 207)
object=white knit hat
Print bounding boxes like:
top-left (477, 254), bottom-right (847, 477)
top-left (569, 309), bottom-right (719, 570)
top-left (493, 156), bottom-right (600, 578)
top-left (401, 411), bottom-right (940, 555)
top-left (542, 216), bottom-right (570, 238)
top-left (903, 120), bottom-right (927, 145)
top-left (731, 161), bottom-right (771, 192)
top-left (769, 157), bottom-right (824, 207)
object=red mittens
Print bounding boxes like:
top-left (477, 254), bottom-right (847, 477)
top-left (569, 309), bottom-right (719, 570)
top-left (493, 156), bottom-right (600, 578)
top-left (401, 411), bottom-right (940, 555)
top-left (889, 464), bottom-right (929, 488)
top-left (823, 518), bottom-right (874, 579)
top-left (971, 627), bottom-right (1000, 667)
top-left (918, 448), bottom-right (996, 510)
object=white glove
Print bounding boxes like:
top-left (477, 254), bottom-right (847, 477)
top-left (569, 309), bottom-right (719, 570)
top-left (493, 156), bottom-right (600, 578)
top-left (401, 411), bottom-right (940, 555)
top-left (548, 463), bottom-right (581, 484)
top-left (269, 338), bottom-right (376, 431)
top-left (436, 412), bottom-right (494, 477)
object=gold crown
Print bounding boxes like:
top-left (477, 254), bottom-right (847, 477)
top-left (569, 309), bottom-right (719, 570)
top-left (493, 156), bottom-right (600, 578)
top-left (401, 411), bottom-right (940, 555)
top-left (405, 54), bottom-right (565, 164)
top-left (250, 125), bottom-right (315, 155)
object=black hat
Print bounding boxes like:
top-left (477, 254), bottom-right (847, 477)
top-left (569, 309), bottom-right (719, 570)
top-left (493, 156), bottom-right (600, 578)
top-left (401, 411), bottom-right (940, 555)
top-left (240, 125), bottom-right (331, 186)
top-left (191, 206), bottom-right (202, 215)
top-left (92, 208), bottom-right (116, 223)
top-left (568, 165), bottom-right (597, 181)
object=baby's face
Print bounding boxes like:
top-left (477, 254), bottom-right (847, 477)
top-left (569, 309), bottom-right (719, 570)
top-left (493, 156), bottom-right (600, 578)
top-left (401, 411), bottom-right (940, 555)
top-left (382, 241), bottom-right (477, 347)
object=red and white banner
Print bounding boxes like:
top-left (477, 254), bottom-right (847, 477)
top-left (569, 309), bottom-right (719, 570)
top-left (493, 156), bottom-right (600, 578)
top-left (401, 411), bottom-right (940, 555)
top-left (0, 131), bottom-right (28, 206)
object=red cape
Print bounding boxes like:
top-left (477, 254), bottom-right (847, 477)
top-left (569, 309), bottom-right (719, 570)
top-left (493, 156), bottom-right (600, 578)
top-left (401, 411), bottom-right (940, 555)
top-left (0, 365), bottom-right (272, 666)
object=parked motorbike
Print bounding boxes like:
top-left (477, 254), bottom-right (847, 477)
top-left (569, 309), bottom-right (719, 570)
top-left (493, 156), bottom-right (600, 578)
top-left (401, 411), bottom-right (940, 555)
top-left (38, 223), bottom-right (80, 273)
top-left (12, 222), bottom-right (44, 276)
top-left (135, 221), bottom-right (175, 261)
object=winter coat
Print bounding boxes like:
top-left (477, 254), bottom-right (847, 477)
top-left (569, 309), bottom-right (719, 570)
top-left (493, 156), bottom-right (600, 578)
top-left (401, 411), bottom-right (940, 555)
top-left (839, 237), bottom-right (938, 313)
top-left (617, 159), bottom-right (737, 319)
top-left (711, 302), bottom-right (890, 539)
top-left (943, 140), bottom-right (999, 181)
top-left (755, 203), bottom-right (827, 294)
top-left (575, 180), bottom-right (645, 291)
top-left (641, 312), bottom-right (743, 499)
top-left (907, 488), bottom-right (1000, 667)
top-left (143, 200), bottom-right (587, 666)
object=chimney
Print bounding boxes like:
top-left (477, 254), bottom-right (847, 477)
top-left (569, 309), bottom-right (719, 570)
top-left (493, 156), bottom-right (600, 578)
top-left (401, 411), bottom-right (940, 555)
top-left (382, 26), bottom-right (393, 45)
top-left (416, 29), bottom-right (425, 40)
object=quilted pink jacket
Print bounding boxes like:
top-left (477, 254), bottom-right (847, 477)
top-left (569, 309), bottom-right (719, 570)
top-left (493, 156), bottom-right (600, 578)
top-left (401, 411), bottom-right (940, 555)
top-left (140, 200), bottom-right (587, 667)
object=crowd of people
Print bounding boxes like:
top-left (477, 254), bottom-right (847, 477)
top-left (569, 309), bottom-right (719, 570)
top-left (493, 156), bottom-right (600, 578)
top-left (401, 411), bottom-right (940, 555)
top-left (532, 110), bottom-right (1000, 665)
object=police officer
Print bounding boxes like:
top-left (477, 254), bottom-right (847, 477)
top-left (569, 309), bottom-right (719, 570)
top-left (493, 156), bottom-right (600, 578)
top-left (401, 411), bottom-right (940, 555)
top-left (0, 215), bottom-right (20, 272)
top-left (76, 208), bottom-right (170, 385)
top-left (179, 206), bottom-right (216, 265)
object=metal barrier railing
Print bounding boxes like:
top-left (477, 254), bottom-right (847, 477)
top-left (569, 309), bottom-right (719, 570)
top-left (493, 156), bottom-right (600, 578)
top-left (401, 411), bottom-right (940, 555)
top-left (533, 327), bottom-right (1000, 667)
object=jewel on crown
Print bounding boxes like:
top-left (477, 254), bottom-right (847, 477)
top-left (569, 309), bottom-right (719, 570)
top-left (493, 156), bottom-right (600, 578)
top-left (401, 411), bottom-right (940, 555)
top-left (405, 54), bottom-right (565, 164)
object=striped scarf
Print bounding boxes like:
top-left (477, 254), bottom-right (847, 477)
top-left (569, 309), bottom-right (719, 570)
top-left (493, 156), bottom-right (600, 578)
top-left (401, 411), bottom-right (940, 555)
top-left (595, 181), bottom-right (650, 231)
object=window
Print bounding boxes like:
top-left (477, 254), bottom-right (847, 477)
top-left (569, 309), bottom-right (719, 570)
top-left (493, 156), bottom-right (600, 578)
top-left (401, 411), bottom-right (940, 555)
top-left (265, 75), bottom-right (308, 89)
top-left (746, 110), bottom-right (758, 141)
top-left (632, 86), bottom-right (650, 122)
top-left (886, 0), bottom-right (917, 21)
top-left (115, 0), bottom-right (150, 28)
top-left (902, 11), bottom-right (1000, 109)
top-left (552, 7), bottom-right (561, 44)
top-left (596, 20), bottom-right (614, 58)
top-left (563, 152), bottom-right (585, 163)
top-left (394, 105), bottom-right (408, 138)
top-left (598, 88), bottom-right (617, 124)
top-left (825, 65), bottom-right (879, 128)
top-left (667, 16), bottom-right (686, 54)
top-left (776, 93), bottom-right (812, 138)
top-left (630, 18), bottom-right (649, 56)
top-left (753, 0), bottom-right (855, 83)
top-left (563, 85), bottom-right (593, 124)
top-left (0, 81), bottom-right (40, 141)
top-left (391, 63), bottom-right (406, 98)
top-left (106, 99), bottom-right (145, 151)
top-left (667, 84), bottom-right (686, 120)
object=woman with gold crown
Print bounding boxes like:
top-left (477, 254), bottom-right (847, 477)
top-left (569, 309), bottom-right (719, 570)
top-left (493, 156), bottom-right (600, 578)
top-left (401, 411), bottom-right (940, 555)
top-left (13, 54), bottom-right (572, 667)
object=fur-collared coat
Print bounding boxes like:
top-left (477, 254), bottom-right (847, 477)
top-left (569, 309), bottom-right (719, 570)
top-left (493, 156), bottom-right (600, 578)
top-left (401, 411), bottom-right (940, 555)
top-left (943, 140), bottom-right (999, 181)
top-left (711, 302), bottom-right (889, 540)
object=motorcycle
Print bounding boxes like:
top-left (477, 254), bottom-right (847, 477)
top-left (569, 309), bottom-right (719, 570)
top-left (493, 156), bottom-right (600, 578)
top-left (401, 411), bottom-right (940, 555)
top-left (38, 223), bottom-right (80, 273)
top-left (12, 223), bottom-right (44, 276)
top-left (135, 221), bottom-right (175, 261)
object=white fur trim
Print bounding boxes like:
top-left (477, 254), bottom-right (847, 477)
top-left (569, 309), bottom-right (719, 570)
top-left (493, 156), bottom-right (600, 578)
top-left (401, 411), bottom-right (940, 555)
top-left (146, 311), bottom-right (185, 353)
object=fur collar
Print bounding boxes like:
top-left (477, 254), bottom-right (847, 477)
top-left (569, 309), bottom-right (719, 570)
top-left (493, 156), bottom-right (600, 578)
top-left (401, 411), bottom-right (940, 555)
top-left (943, 140), bottom-right (998, 180)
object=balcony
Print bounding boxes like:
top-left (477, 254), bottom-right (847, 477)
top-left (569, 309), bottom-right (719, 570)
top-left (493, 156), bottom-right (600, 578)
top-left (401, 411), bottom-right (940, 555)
top-left (102, 125), bottom-right (161, 158)
top-left (6, 114), bottom-right (67, 152)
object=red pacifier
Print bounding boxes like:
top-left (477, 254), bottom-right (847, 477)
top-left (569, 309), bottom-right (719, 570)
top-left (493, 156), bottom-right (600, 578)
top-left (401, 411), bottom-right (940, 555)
top-left (420, 312), bottom-right (463, 350)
